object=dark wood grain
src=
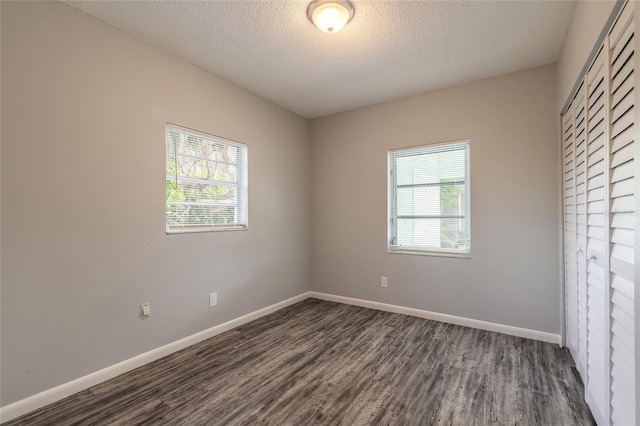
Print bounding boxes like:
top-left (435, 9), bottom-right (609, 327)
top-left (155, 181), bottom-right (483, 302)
top-left (4, 299), bottom-right (595, 425)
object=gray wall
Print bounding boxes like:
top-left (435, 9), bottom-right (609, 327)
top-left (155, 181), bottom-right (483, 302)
top-left (310, 64), bottom-right (560, 334)
top-left (1, 1), bottom-right (310, 405)
top-left (2, 0), bottom-right (570, 410)
top-left (556, 0), bottom-right (617, 112)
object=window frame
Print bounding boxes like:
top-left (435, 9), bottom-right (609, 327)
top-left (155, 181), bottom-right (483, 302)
top-left (387, 139), bottom-right (471, 258)
top-left (165, 123), bottom-right (248, 235)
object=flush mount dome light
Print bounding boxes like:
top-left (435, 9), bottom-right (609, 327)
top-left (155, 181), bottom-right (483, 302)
top-left (307, 0), bottom-right (355, 34)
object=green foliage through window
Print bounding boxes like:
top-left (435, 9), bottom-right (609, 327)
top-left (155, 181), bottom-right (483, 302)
top-left (166, 125), bottom-right (247, 232)
top-left (388, 140), bottom-right (470, 256)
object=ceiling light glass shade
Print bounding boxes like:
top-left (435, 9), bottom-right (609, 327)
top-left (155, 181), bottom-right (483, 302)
top-left (307, 0), bottom-right (355, 34)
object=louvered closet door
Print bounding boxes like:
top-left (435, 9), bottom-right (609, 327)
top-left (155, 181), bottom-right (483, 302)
top-left (573, 84), bottom-right (589, 380)
top-left (564, 108), bottom-right (579, 358)
top-left (608, 2), bottom-right (636, 424)
top-left (562, 3), bottom-right (639, 424)
top-left (585, 48), bottom-right (610, 426)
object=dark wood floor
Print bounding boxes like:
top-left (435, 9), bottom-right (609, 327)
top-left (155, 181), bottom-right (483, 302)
top-left (5, 298), bottom-right (594, 425)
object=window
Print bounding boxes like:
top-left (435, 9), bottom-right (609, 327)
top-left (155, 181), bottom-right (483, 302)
top-left (166, 124), bottom-right (248, 234)
top-left (388, 140), bottom-right (470, 257)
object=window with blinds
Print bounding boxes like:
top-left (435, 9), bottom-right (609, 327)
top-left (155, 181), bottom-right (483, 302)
top-left (388, 140), bottom-right (470, 257)
top-left (166, 124), bottom-right (248, 234)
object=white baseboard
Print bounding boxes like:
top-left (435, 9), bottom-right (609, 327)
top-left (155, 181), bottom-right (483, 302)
top-left (0, 292), bottom-right (311, 423)
top-left (308, 291), bottom-right (562, 345)
top-left (1, 290), bottom-right (561, 423)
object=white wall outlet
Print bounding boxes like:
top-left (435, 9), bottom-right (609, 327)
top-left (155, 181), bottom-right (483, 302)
top-left (381, 276), bottom-right (388, 288)
top-left (209, 292), bottom-right (217, 307)
top-left (140, 302), bottom-right (151, 318)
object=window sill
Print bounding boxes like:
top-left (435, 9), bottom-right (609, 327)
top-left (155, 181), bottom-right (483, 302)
top-left (388, 247), bottom-right (471, 259)
top-left (166, 225), bottom-right (248, 235)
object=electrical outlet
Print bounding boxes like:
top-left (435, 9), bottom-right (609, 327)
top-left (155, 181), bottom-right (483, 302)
top-left (209, 292), bottom-right (217, 307)
top-left (381, 276), bottom-right (388, 288)
top-left (140, 302), bottom-right (151, 318)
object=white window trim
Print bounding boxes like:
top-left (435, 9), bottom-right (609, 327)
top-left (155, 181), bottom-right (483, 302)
top-left (387, 139), bottom-right (471, 258)
top-left (166, 123), bottom-right (248, 235)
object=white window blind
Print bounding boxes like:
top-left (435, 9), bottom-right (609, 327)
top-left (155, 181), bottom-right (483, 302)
top-left (388, 140), bottom-right (470, 257)
top-left (166, 124), bottom-right (248, 234)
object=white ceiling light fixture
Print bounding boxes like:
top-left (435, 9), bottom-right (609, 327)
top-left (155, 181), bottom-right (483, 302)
top-left (307, 0), bottom-right (355, 34)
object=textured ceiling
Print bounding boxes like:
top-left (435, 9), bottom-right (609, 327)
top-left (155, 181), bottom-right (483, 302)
top-left (63, 0), bottom-right (575, 119)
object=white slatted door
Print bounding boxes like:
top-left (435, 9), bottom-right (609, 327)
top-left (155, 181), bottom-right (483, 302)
top-left (608, 3), bottom-right (636, 424)
top-left (574, 84), bottom-right (589, 379)
top-left (564, 108), bottom-right (579, 357)
top-left (585, 48), bottom-right (610, 426)
top-left (562, 3), bottom-right (639, 424)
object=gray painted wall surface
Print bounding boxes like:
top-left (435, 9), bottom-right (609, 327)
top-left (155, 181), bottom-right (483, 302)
top-left (2, 0), bottom-right (571, 410)
top-left (556, 0), bottom-right (617, 112)
top-left (310, 64), bottom-right (560, 334)
top-left (1, 1), bottom-right (310, 405)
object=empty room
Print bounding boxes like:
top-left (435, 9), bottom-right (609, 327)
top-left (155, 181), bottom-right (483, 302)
top-left (1, 0), bottom-right (638, 425)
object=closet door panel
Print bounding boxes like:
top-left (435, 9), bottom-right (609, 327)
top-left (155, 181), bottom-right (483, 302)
top-left (609, 2), bottom-right (636, 424)
top-left (562, 3), bottom-right (638, 424)
top-left (574, 84), bottom-right (589, 378)
top-left (564, 107), bottom-right (579, 358)
top-left (586, 49), bottom-right (609, 426)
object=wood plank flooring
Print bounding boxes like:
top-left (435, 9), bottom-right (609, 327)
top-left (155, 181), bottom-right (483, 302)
top-left (4, 299), bottom-right (595, 425)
